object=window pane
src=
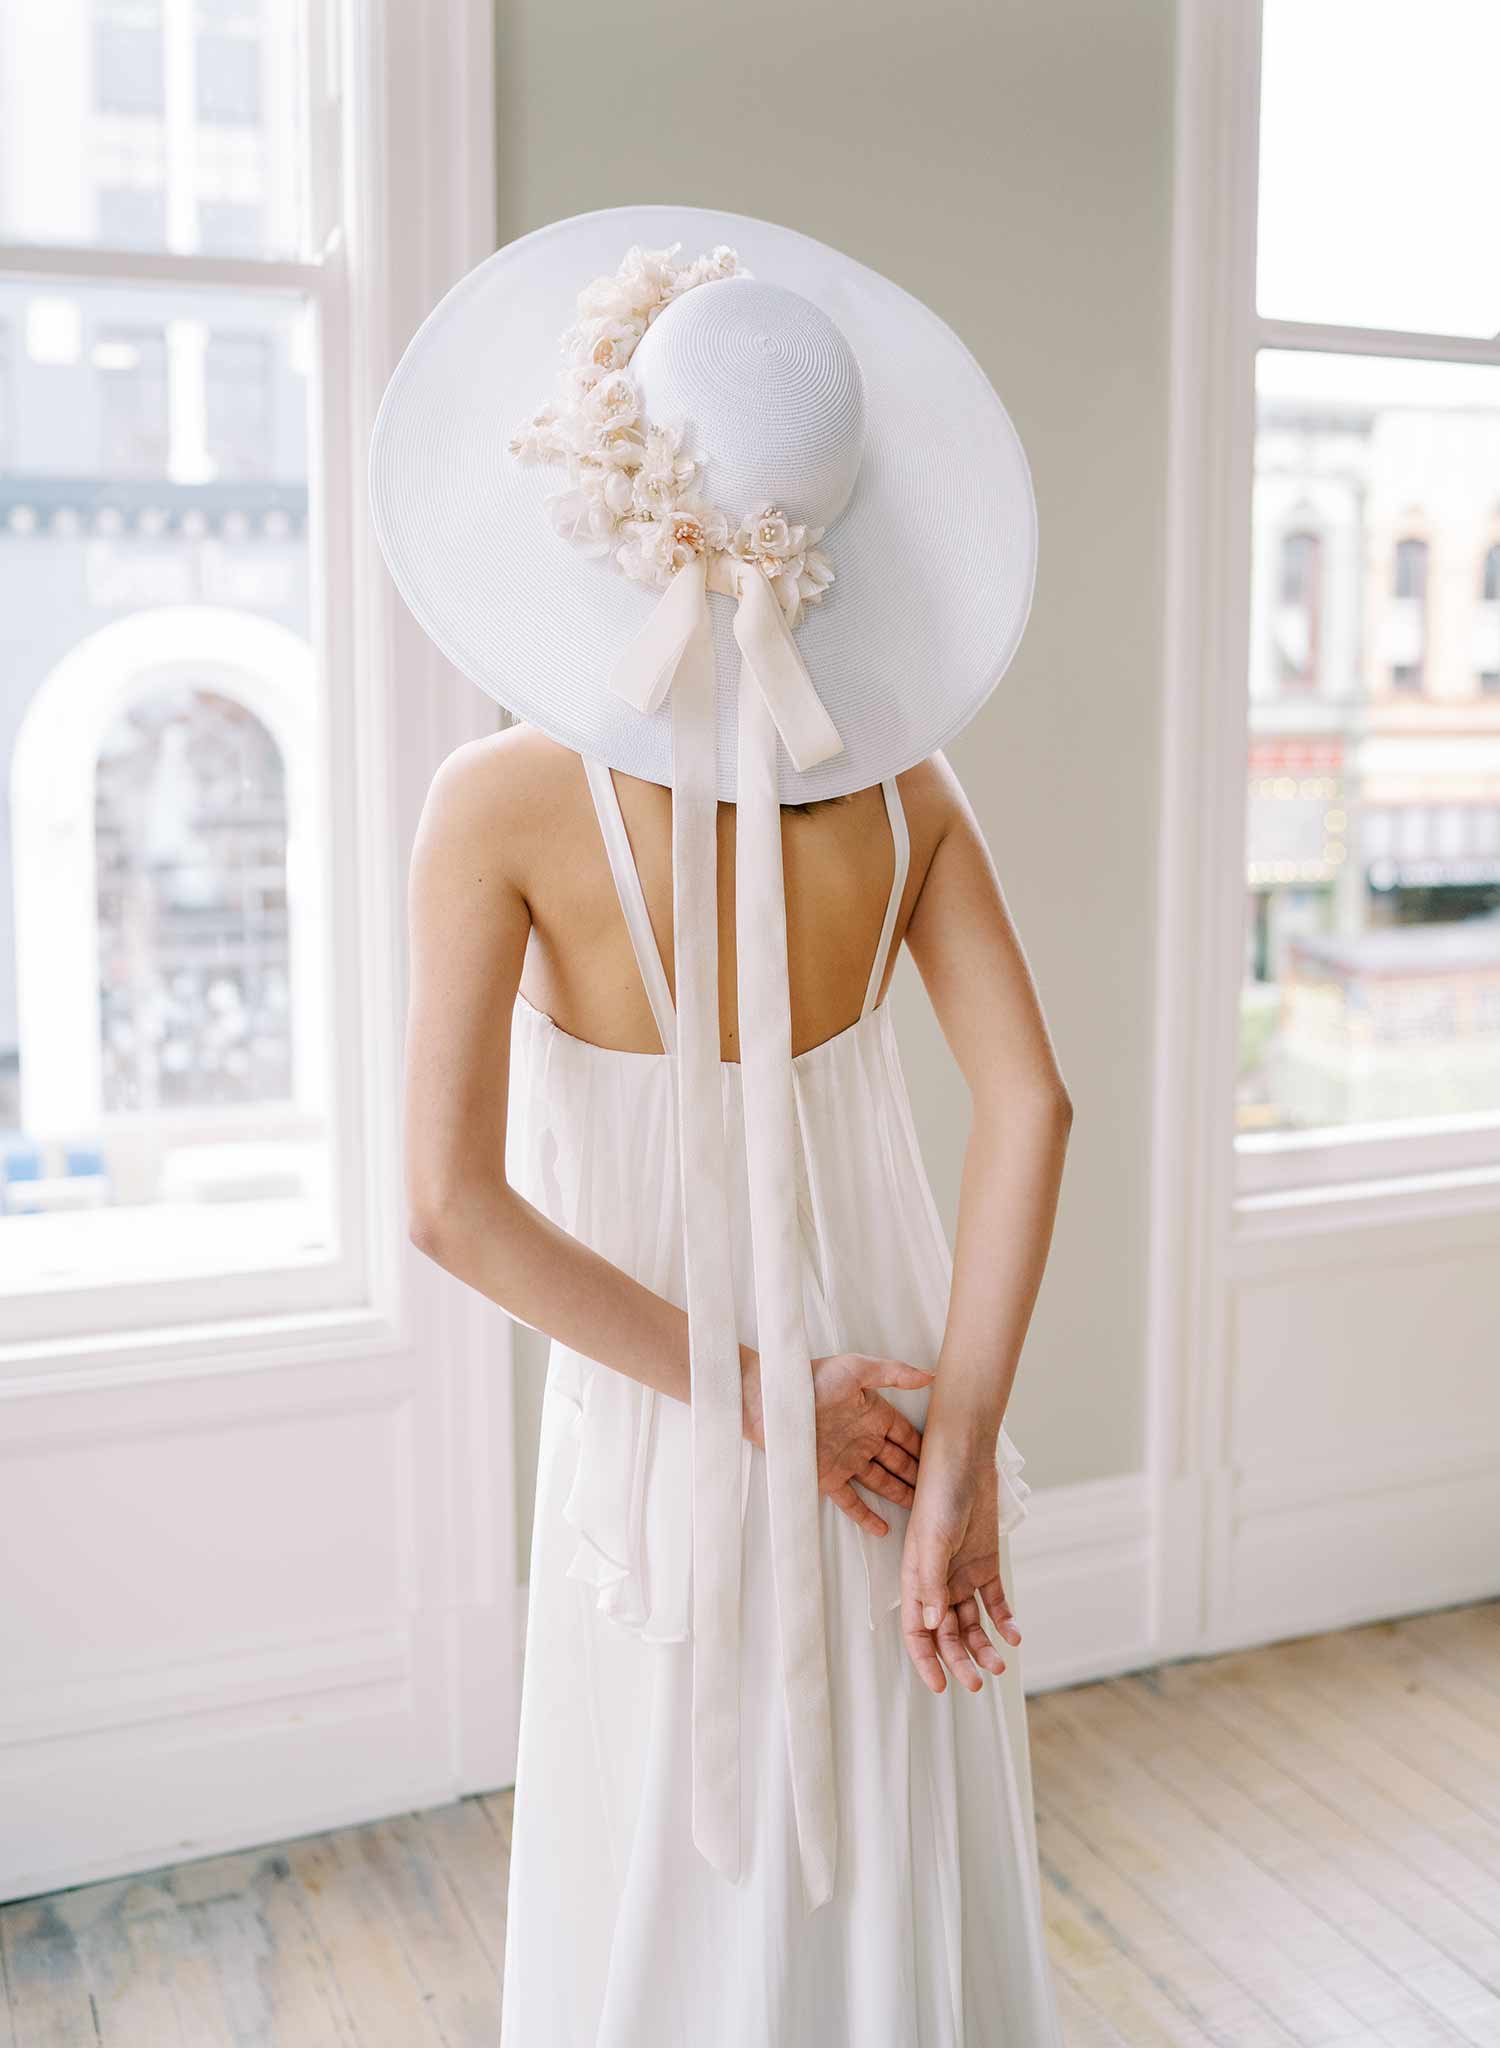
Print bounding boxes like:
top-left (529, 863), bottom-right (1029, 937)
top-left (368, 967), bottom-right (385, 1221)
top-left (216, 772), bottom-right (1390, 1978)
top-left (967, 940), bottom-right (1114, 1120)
top-left (1241, 350), bottom-right (1500, 1139)
top-left (97, 688), bottom-right (293, 1112)
top-left (96, 326), bottom-right (171, 474)
top-left (0, 279), bottom-right (334, 1290)
top-left (1258, 0), bottom-right (1500, 338)
top-left (0, 0), bottom-right (307, 261)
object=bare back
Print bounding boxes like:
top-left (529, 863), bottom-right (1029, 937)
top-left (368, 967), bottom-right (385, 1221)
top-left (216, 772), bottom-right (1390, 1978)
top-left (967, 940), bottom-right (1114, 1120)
top-left (508, 726), bottom-right (940, 1061)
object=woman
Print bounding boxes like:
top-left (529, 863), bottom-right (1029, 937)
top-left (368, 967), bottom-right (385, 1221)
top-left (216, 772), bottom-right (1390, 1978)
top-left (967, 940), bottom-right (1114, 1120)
top-left (374, 208), bottom-right (1071, 2044)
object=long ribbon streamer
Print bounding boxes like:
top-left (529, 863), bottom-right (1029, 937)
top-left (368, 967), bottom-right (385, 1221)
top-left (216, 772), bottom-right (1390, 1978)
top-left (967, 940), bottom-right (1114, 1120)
top-left (608, 554), bottom-right (843, 1909)
top-left (736, 648), bottom-right (839, 1908)
top-left (669, 586), bottom-right (743, 1881)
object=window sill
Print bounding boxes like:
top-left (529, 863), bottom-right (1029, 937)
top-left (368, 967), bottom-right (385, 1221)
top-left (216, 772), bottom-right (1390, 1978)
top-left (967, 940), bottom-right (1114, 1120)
top-left (1235, 1158), bottom-right (1500, 1241)
top-left (1237, 1111), bottom-right (1500, 1196)
top-left (0, 1296), bottom-right (410, 1397)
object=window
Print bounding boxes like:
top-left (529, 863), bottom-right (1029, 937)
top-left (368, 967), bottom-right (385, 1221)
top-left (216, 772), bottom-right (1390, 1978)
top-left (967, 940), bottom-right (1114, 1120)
top-left (204, 332), bottom-right (272, 478)
top-left (0, 0), bottom-right (514, 1905)
top-left (0, 329), bottom-right (11, 470)
top-left (94, 325), bottom-right (170, 475)
top-left (93, 2), bottom-right (166, 119)
top-left (1273, 529), bottom-right (1322, 689)
top-left (1480, 544), bottom-right (1500, 695)
top-left (0, 2), bottom-right (358, 1333)
top-left (196, 31), bottom-right (263, 128)
top-left (1393, 539), bottom-right (1428, 603)
top-left (96, 688), bottom-right (292, 1115)
top-left (4, 0), bottom-right (303, 263)
top-left (1389, 537), bottom-right (1428, 692)
top-left (1234, 0), bottom-right (1500, 1185)
top-left (1257, 1), bottom-right (1500, 340)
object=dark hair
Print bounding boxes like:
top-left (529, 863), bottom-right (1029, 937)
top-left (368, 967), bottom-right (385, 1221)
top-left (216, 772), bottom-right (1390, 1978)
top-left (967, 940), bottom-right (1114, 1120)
top-left (780, 794), bottom-right (853, 818)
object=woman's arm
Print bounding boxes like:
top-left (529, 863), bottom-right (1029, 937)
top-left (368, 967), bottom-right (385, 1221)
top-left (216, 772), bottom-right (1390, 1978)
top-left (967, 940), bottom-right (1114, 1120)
top-left (404, 735), bottom-right (712, 1407)
top-left (896, 754), bottom-right (1074, 1693)
top-left (403, 733), bottom-right (925, 1534)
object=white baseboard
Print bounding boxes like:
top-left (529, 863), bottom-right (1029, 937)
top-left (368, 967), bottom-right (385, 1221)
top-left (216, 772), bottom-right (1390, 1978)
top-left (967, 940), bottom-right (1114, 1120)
top-left (1007, 1473), bottom-right (1155, 1691)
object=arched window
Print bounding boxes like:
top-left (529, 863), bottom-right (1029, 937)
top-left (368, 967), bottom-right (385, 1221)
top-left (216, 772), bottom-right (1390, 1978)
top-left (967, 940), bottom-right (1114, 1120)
top-left (10, 608), bottom-right (324, 1142)
top-left (1393, 536), bottom-right (1428, 599)
top-left (95, 687), bottom-right (292, 1114)
top-left (1275, 528), bottom-right (1322, 688)
top-left (1390, 537), bottom-right (1429, 691)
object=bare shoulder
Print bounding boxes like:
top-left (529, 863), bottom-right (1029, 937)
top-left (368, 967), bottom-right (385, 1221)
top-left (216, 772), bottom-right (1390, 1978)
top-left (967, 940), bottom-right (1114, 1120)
top-left (414, 722), bottom-right (584, 896)
top-left (894, 751), bottom-right (974, 867)
top-left (423, 720), bottom-right (580, 824)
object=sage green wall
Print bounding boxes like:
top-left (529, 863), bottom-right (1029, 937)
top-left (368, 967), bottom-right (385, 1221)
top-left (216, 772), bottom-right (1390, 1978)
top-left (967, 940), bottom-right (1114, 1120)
top-left (501, 0), bottom-right (1177, 1574)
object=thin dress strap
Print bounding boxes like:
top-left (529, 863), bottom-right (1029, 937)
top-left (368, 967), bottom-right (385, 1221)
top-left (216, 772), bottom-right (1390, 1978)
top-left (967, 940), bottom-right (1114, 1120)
top-left (582, 757), bottom-right (678, 1054)
top-left (860, 775), bottom-right (910, 1017)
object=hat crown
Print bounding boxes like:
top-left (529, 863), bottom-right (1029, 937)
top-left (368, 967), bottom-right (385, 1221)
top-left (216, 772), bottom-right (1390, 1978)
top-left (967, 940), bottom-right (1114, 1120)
top-left (630, 276), bottom-right (865, 535)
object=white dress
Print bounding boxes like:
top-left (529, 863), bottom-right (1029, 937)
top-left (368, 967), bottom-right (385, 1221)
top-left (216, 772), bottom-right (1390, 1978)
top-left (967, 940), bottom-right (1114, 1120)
top-left (500, 762), bottom-right (1063, 2047)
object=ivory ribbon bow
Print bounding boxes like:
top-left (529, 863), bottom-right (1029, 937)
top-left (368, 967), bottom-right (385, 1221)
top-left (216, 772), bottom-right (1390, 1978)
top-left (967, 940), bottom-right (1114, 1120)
top-left (608, 550), bottom-right (844, 1910)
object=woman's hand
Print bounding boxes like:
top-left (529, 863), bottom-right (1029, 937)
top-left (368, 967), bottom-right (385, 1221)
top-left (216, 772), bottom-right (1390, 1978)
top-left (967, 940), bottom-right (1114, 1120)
top-left (742, 1349), bottom-right (931, 1538)
top-left (900, 1439), bottom-right (1023, 1694)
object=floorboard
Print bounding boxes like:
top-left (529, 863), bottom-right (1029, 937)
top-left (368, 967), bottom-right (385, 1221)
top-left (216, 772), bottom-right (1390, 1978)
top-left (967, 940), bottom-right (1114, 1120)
top-left (3, 1599), bottom-right (1496, 2045)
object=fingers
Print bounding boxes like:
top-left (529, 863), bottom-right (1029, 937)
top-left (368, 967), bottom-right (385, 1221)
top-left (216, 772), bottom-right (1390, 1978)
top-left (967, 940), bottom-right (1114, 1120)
top-left (868, 1357), bottom-right (937, 1391)
top-left (902, 1591), bottom-right (1007, 1695)
top-left (879, 1408), bottom-right (924, 1461)
top-left (953, 1592), bottom-right (1007, 1677)
top-left (857, 1461), bottom-right (916, 1511)
top-left (915, 1548), bottom-right (952, 1637)
top-left (976, 1575), bottom-right (1023, 1649)
top-left (900, 1524), bottom-right (952, 1694)
top-left (900, 1584), bottom-right (949, 1695)
top-left (873, 1437), bottom-right (919, 1487)
top-left (830, 1480), bottom-right (889, 1539)
top-left (901, 1525), bottom-right (1010, 1695)
top-left (946, 1560), bottom-right (1023, 1651)
top-left (934, 1603), bottom-right (985, 1692)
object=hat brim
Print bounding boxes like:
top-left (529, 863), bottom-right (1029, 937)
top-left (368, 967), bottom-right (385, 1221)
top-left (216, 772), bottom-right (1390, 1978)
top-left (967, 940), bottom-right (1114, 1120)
top-left (368, 204), bottom-right (1038, 803)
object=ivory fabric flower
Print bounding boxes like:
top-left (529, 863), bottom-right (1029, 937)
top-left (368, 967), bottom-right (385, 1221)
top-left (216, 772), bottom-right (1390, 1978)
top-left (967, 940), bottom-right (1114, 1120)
top-left (615, 495), bottom-right (730, 587)
top-left (665, 496), bottom-right (730, 562)
top-left (731, 503), bottom-right (822, 568)
top-left (571, 454), bottom-right (637, 519)
top-left (545, 484), bottom-right (617, 557)
top-left (508, 402), bottom-right (566, 464)
top-left (508, 243), bottom-right (833, 628)
top-left (579, 370), bottom-right (643, 435)
top-left (782, 551), bottom-right (836, 624)
top-left (571, 316), bottom-right (644, 376)
top-left (730, 503), bottom-right (836, 625)
top-left (571, 244), bottom-right (683, 333)
top-left (631, 423), bottom-right (699, 517)
top-left (664, 244), bottom-right (745, 302)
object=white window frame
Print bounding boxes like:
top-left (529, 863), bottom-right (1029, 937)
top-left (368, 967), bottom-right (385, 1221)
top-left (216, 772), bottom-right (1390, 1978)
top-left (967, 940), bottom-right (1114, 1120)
top-left (0, 0), bottom-right (500, 1367)
top-left (1155, 0), bottom-right (1500, 1248)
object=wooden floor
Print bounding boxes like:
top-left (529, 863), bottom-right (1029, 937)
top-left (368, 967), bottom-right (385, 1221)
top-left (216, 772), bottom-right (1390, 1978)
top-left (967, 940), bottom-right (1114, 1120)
top-left (1032, 1600), bottom-right (1500, 2047)
top-left (2, 1599), bottom-right (1497, 2046)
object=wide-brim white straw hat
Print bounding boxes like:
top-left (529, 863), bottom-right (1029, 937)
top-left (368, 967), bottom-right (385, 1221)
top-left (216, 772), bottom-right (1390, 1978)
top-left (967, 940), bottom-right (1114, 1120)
top-left (368, 204), bottom-right (1038, 1916)
top-left (368, 203), bottom-right (1036, 803)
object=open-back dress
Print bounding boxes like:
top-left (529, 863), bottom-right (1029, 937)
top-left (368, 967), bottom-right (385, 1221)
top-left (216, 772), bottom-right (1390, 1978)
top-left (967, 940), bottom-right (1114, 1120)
top-left (500, 760), bottom-right (1064, 2047)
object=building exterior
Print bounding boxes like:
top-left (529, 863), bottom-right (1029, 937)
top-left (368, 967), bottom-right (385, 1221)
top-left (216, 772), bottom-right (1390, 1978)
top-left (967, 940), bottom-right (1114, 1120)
top-left (0, 0), bottom-right (329, 1262)
top-left (1244, 390), bottom-right (1500, 1131)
